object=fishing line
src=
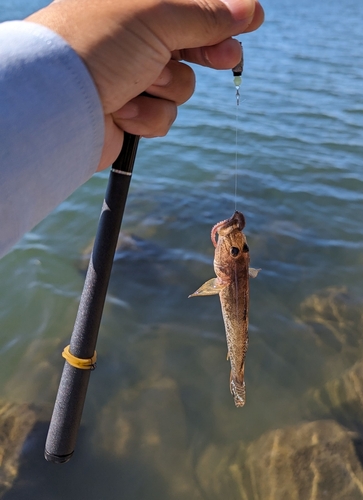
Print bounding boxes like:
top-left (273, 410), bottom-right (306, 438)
top-left (232, 42), bottom-right (243, 211)
top-left (234, 95), bottom-right (239, 211)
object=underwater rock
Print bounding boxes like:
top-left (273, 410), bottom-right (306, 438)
top-left (298, 286), bottom-right (363, 377)
top-left (197, 420), bottom-right (363, 500)
top-left (0, 401), bottom-right (46, 497)
top-left (79, 231), bottom-right (172, 290)
top-left (298, 286), bottom-right (363, 353)
top-left (80, 231), bottom-right (188, 280)
top-left (4, 337), bottom-right (65, 406)
top-left (79, 231), bottom-right (209, 324)
top-left (243, 420), bottom-right (363, 500)
top-left (79, 232), bottom-right (142, 272)
top-left (95, 376), bottom-right (185, 458)
top-left (196, 442), bottom-right (249, 500)
top-left (295, 286), bottom-right (363, 432)
top-left (93, 375), bottom-right (203, 499)
top-left (304, 359), bottom-right (363, 430)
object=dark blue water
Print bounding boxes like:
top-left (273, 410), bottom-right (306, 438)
top-left (0, 0), bottom-right (363, 498)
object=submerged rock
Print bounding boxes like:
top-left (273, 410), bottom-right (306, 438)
top-left (197, 420), bottom-right (363, 500)
top-left (244, 420), bottom-right (363, 500)
top-left (4, 337), bottom-right (64, 406)
top-left (196, 442), bottom-right (249, 500)
top-left (304, 359), bottom-right (363, 430)
top-left (79, 230), bottom-right (209, 325)
top-left (298, 286), bottom-right (363, 356)
top-left (93, 375), bottom-right (203, 499)
top-left (298, 286), bottom-right (363, 430)
top-left (0, 401), bottom-right (46, 497)
top-left (79, 232), bottom-right (144, 272)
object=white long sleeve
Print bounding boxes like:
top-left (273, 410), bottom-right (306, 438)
top-left (0, 21), bottom-right (104, 257)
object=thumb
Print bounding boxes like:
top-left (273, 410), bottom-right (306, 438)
top-left (148, 0), bottom-right (257, 51)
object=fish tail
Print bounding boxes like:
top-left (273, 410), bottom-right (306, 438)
top-left (230, 371), bottom-right (246, 408)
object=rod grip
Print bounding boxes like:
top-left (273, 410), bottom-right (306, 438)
top-left (44, 134), bottom-right (139, 463)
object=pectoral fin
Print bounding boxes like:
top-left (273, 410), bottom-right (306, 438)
top-left (249, 267), bottom-right (261, 278)
top-left (188, 278), bottom-right (226, 298)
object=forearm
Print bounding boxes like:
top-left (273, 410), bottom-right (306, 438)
top-left (0, 21), bottom-right (104, 257)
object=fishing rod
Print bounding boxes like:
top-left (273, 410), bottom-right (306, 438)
top-left (44, 132), bottom-right (139, 463)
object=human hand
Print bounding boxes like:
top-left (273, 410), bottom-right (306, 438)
top-left (27, 0), bottom-right (264, 170)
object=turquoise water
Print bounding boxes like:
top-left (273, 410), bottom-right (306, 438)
top-left (1, 0), bottom-right (363, 498)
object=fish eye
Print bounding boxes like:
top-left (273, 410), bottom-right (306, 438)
top-left (242, 243), bottom-right (249, 253)
top-left (230, 247), bottom-right (240, 257)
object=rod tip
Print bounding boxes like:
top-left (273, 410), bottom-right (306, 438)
top-left (44, 448), bottom-right (74, 464)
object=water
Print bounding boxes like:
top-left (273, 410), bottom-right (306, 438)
top-left (0, 0), bottom-right (363, 498)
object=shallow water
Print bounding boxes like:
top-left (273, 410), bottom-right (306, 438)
top-left (1, 0), bottom-right (363, 498)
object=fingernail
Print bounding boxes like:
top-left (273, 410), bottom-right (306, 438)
top-left (202, 47), bottom-right (212, 65)
top-left (114, 102), bottom-right (138, 119)
top-left (152, 66), bottom-right (172, 87)
top-left (220, 0), bottom-right (255, 23)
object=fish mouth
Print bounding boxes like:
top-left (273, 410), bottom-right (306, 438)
top-left (231, 211), bottom-right (246, 231)
top-left (220, 211), bottom-right (246, 235)
top-left (211, 211), bottom-right (246, 246)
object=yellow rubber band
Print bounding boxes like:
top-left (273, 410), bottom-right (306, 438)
top-left (62, 345), bottom-right (97, 370)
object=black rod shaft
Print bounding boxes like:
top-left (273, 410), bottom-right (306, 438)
top-left (44, 133), bottom-right (140, 463)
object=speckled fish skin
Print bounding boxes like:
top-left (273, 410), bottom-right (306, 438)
top-left (189, 211), bottom-right (257, 408)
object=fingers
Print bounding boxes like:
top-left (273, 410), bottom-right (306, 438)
top-left (98, 93), bottom-right (180, 171)
top-left (97, 115), bottom-right (124, 172)
top-left (174, 38), bottom-right (242, 70)
top-left (242, 0), bottom-right (264, 32)
top-left (112, 95), bottom-right (177, 138)
top-left (110, 58), bottom-right (194, 138)
top-left (146, 60), bottom-right (195, 105)
top-left (96, 93), bottom-right (177, 170)
top-left (99, 96), bottom-right (177, 171)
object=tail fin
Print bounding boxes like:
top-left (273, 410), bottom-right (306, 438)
top-left (230, 371), bottom-right (246, 408)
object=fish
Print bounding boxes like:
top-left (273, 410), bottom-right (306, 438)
top-left (189, 211), bottom-right (259, 407)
